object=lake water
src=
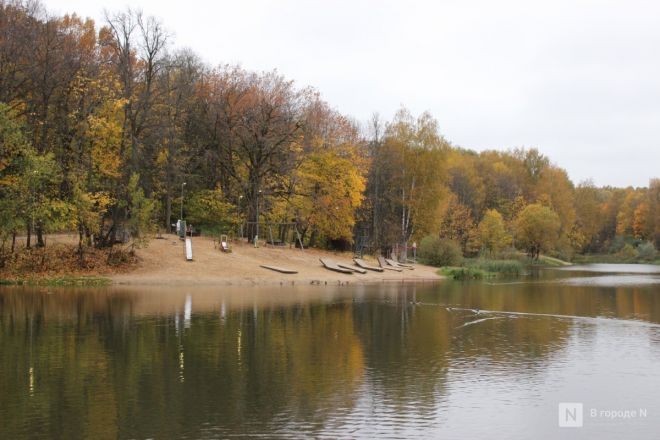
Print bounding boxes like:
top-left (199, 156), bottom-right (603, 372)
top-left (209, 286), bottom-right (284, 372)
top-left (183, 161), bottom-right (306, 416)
top-left (2, 264), bottom-right (660, 439)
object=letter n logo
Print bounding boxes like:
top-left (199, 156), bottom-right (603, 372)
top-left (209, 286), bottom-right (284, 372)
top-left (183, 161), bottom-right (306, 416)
top-left (558, 403), bottom-right (583, 427)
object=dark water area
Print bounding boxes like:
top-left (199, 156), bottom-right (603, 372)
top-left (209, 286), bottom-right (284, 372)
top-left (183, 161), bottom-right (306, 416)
top-left (1, 265), bottom-right (660, 439)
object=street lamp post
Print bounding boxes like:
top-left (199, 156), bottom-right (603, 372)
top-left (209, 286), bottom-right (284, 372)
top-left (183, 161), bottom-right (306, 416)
top-left (180, 182), bottom-right (186, 221)
top-left (29, 170), bottom-right (38, 248)
top-left (238, 195), bottom-right (244, 238)
top-left (255, 190), bottom-right (262, 247)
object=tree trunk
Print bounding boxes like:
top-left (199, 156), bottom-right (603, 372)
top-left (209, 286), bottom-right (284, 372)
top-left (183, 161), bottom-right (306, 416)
top-left (26, 223), bottom-right (31, 249)
top-left (246, 199), bottom-right (256, 242)
top-left (78, 224), bottom-right (84, 262)
top-left (308, 229), bottom-right (318, 248)
top-left (85, 228), bottom-right (92, 247)
top-left (36, 225), bottom-right (45, 247)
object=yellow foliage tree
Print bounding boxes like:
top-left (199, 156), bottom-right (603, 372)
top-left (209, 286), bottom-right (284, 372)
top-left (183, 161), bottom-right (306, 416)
top-left (379, 109), bottom-right (448, 257)
top-left (574, 181), bottom-right (606, 251)
top-left (439, 195), bottom-right (480, 256)
top-left (478, 209), bottom-right (510, 256)
top-left (633, 201), bottom-right (650, 240)
top-left (515, 203), bottom-right (561, 259)
top-left (293, 149), bottom-right (365, 245)
top-left (86, 98), bottom-right (125, 181)
top-left (616, 189), bottom-right (644, 237)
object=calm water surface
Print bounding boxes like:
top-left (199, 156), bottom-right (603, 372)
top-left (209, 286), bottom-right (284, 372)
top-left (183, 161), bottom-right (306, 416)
top-left (2, 264), bottom-right (660, 439)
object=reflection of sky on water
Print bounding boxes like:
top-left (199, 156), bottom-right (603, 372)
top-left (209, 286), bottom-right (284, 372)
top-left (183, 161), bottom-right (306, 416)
top-left (559, 275), bottom-right (660, 286)
top-left (557, 264), bottom-right (660, 274)
top-left (296, 309), bottom-right (660, 439)
top-left (427, 319), bottom-right (660, 440)
top-left (549, 264), bottom-right (660, 287)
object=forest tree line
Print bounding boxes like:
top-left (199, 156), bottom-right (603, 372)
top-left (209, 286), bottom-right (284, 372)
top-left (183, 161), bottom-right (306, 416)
top-left (0, 1), bottom-right (658, 268)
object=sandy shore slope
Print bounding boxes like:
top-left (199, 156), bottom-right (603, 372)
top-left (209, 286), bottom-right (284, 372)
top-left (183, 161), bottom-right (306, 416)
top-left (111, 234), bottom-right (443, 286)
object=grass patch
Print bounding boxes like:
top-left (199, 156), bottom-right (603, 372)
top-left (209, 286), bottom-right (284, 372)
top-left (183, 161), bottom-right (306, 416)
top-left (468, 258), bottom-right (525, 275)
top-left (439, 266), bottom-right (492, 280)
top-left (438, 259), bottom-right (525, 280)
top-left (0, 243), bottom-right (135, 284)
top-left (0, 276), bottom-right (111, 286)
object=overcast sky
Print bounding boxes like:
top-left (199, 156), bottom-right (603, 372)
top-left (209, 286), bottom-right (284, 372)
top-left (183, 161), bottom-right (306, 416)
top-left (42, 0), bottom-right (659, 187)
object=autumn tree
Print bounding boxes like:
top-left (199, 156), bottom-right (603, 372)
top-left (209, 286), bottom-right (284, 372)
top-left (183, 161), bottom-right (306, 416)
top-left (573, 181), bottom-right (606, 251)
top-left (102, 8), bottom-right (168, 171)
top-left (616, 189), bottom-right (644, 238)
top-left (0, 103), bottom-right (68, 249)
top-left (185, 188), bottom-right (240, 234)
top-left (0, 1), bottom-right (42, 106)
top-left (514, 203), bottom-right (561, 259)
top-left (279, 100), bottom-right (367, 247)
top-left (363, 108), bottom-right (448, 257)
top-left (293, 148), bottom-right (365, 246)
top-left (517, 148), bottom-right (549, 185)
top-left (648, 179), bottom-right (660, 246)
top-left (3, 0), bottom-right (660, 269)
top-left (476, 150), bottom-right (523, 217)
top-left (439, 195), bottom-right (479, 256)
top-left (153, 50), bottom-right (202, 229)
top-left (198, 67), bottom-right (311, 241)
top-left (478, 209), bottom-right (510, 256)
top-left (535, 166), bottom-right (575, 235)
top-left (123, 173), bottom-right (157, 249)
top-left (98, 8), bottom-right (167, 245)
top-left (0, 102), bottom-right (30, 260)
top-left (446, 150), bottom-right (485, 216)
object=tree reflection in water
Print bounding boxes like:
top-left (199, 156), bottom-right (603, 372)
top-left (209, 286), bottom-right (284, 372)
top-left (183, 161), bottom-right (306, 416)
top-left (1, 277), bottom-right (660, 439)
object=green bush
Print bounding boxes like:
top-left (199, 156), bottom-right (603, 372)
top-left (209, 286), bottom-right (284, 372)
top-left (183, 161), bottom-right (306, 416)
top-left (418, 236), bottom-right (462, 267)
top-left (186, 188), bottom-right (240, 234)
top-left (440, 266), bottom-right (489, 280)
top-left (608, 236), bottom-right (626, 254)
top-left (469, 258), bottom-right (524, 275)
top-left (617, 243), bottom-right (637, 260)
top-left (637, 241), bottom-right (657, 261)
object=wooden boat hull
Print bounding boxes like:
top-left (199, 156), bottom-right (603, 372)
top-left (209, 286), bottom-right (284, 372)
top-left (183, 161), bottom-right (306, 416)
top-left (353, 258), bottom-right (384, 272)
top-left (320, 258), bottom-right (353, 274)
top-left (260, 265), bottom-right (298, 274)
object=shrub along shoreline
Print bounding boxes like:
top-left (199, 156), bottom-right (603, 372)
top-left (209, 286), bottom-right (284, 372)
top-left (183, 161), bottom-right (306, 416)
top-left (439, 258), bottom-right (525, 281)
top-left (418, 229), bottom-right (657, 281)
top-left (437, 255), bottom-right (570, 280)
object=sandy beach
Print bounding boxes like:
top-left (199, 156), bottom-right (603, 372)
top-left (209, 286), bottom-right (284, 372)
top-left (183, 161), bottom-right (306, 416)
top-left (109, 234), bottom-right (443, 286)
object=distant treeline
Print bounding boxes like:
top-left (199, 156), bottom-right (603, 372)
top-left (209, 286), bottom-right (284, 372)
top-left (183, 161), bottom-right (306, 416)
top-left (0, 1), bottom-right (658, 266)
